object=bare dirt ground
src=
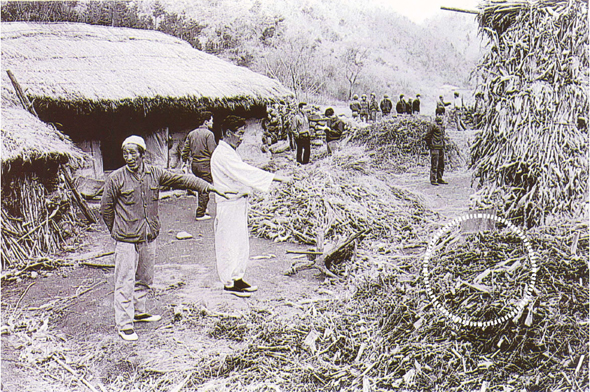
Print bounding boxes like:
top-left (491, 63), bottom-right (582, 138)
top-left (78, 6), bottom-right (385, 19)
top-left (1, 129), bottom-right (478, 391)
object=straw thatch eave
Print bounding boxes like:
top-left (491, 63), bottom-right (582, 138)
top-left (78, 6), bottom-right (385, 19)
top-left (1, 22), bottom-right (293, 112)
top-left (1, 104), bottom-right (87, 175)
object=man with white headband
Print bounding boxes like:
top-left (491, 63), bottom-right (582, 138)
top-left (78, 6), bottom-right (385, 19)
top-left (101, 135), bottom-right (231, 341)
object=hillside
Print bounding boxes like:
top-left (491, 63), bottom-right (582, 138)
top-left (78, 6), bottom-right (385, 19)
top-left (155, 0), bottom-right (484, 110)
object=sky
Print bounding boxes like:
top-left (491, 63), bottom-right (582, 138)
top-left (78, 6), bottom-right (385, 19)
top-left (373, 0), bottom-right (480, 24)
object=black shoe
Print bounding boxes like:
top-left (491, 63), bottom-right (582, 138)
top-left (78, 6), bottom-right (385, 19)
top-left (438, 179), bottom-right (448, 184)
top-left (223, 285), bottom-right (251, 298)
top-left (431, 182), bottom-right (439, 186)
top-left (234, 279), bottom-right (258, 292)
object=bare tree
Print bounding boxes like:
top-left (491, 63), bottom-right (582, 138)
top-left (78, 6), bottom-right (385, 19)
top-left (342, 47), bottom-right (368, 100)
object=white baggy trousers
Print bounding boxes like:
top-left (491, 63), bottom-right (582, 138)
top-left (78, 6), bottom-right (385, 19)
top-left (214, 197), bottom-right (249, 287)
top-left (114, 240), bottom-right (156, 330)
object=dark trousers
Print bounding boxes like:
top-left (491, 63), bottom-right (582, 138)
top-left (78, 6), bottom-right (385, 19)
top-left (430, 149), bottom-right (445, 184)
top-left (191, 162), bottom-right (213, 217)
top-left (296, 136), bottom-right (311, 164)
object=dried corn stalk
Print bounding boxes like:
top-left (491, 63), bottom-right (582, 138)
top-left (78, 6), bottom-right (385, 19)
top-left (471, 0), bottom-right (589, 226)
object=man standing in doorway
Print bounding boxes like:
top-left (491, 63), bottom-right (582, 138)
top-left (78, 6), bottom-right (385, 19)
top-left (181, 111), bottom-right (217, 220)
top-left (423, 117), bottom-right (448, 186)
top-left (101, 136), bottom-right (230, 341)
top-left (211, 116), bottom-right (292, 297)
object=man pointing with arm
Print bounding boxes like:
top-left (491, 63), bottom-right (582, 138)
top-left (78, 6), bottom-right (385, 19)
top-left (101, 135), bottom-right (230, 341)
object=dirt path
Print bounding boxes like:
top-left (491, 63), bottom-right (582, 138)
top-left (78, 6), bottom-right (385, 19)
top-left (1, 129), bottom-right (479, 391)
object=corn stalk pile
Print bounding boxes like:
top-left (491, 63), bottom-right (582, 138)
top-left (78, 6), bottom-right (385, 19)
top-left (1, 173), bottom-right (84, 269)
top-left (347, 117), bottom-right (463, 173)
top-left (248, 149), bottom-right (436, 246)
top-left (167, 222), bottom-right (587, 391)
top-left (429, 228), bottom-right (536, 323)
top-left (471, 0), bottom-right (589, 226)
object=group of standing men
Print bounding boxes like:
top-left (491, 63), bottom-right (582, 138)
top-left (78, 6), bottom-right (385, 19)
top-left (101, 112), bottom-right (291, 341)
top-left (264, 101), bottom-right (346, 165)
top-left (349, 93), bottom-right (421, 122)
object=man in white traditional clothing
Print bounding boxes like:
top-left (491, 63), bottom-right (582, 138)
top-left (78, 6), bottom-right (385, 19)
top-left (211, 116), bottom-right (292, 297)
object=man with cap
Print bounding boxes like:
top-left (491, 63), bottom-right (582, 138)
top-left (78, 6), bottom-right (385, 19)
top-left (396, 94), bottom-right (407, 114)
top-left (349, 94), bottom-right (361, 120)
top-left (181, 111), bottom-right (217, 221)
top-left (101, 135), bottom-right (231, 341)
top-left (380, 94), bottom-right (393, 118)
top-left (359, 94), bottom-right (370, 123)
top-left (423, 117), bottom-right (448, 186)
top-left (412, 94), bottom-right (421, 114)
top-left (369, 93), bottom-right (379, 123)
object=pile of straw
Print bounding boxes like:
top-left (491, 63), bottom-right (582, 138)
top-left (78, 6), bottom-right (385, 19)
top-left (471, 0), bottom-right (589, 226)
top-left (348, 117), bottom-right (462, 173)
top-left (248, 148), bottom-right (436, 246)
top-left (180, 223), bottom-right (588, 391)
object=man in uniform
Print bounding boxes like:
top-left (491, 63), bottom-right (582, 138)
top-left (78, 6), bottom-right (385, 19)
top-left (412, 94), bottom-right (421, 114)
top-left (101, 136), bottom-right (230, 340)
top-left (349, 94), bottom-right (361, 120)
top-left (380, 94), bottom-right (393, 118)
top-left (359, 94), bottom-right (370, 123)
top-left (423, 117), bottom-right (448, 186)
top-left (396, 94), bottom-right (407, 114)
top-left (181, 111), bottom-right (217, 220)
top-left (369, 93), bottom-right (379, 122)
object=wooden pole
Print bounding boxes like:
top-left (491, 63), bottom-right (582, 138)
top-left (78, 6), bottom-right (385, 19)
top-left (441, 6), bottom-right (480, 15)
top-left (62, 167), bottom-right (97, 224)
top-left (6, 69), bottom-right (38, 117)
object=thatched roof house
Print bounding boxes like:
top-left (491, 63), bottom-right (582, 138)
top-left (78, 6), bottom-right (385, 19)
top-left (1, 22), bottom-right (293, 173)
top-left (1, 104), bottom-right (85, 175)
top-left (470, 0), bottom-right (588, 226)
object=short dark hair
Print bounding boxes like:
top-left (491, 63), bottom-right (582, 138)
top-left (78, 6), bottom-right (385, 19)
top-left (221, 115), bottom-right (246, 135)
top-left (324, 107), bottom-right (335, 116)
top-left (201, 111), bottom-right (213, 121)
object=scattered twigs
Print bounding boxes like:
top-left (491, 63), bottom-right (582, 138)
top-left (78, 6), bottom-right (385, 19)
top-left (10, 281), bottom-right (35, 318)
top-left (29, 280), bottom-right (106, 312)
top-left (52, 354), bottom-right (100, 392)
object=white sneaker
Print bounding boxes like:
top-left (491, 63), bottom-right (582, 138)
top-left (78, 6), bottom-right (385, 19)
top-left (195, 214), bottom-right (212, 221)
top-left (134, 314), bottom-right (162, 322)
top-left (118, 329), bottom-right (138, 341)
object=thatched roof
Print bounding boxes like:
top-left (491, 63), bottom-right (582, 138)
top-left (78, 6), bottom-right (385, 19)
top-left (1, 22), bottom-right (293, 111)
top-left (1, 102), bottom-right (86, 172)
top-left (471, 0), bottom-right (589, 226)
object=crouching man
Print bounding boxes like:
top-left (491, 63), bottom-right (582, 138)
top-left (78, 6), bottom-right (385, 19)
top-left (101, 135), bottom-right (231, 341)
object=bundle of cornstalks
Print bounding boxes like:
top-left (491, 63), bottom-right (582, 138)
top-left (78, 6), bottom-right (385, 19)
top-left (176, 222), bottom-right (588, 392)
top-left (347, 116), bottom-right (462, 173)
top-left (248, 149), bottom-right (436, 246)
top-left (471, 0), bottom-right (589, 226)
top-left (1, 174), bottom-right (84, 269)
